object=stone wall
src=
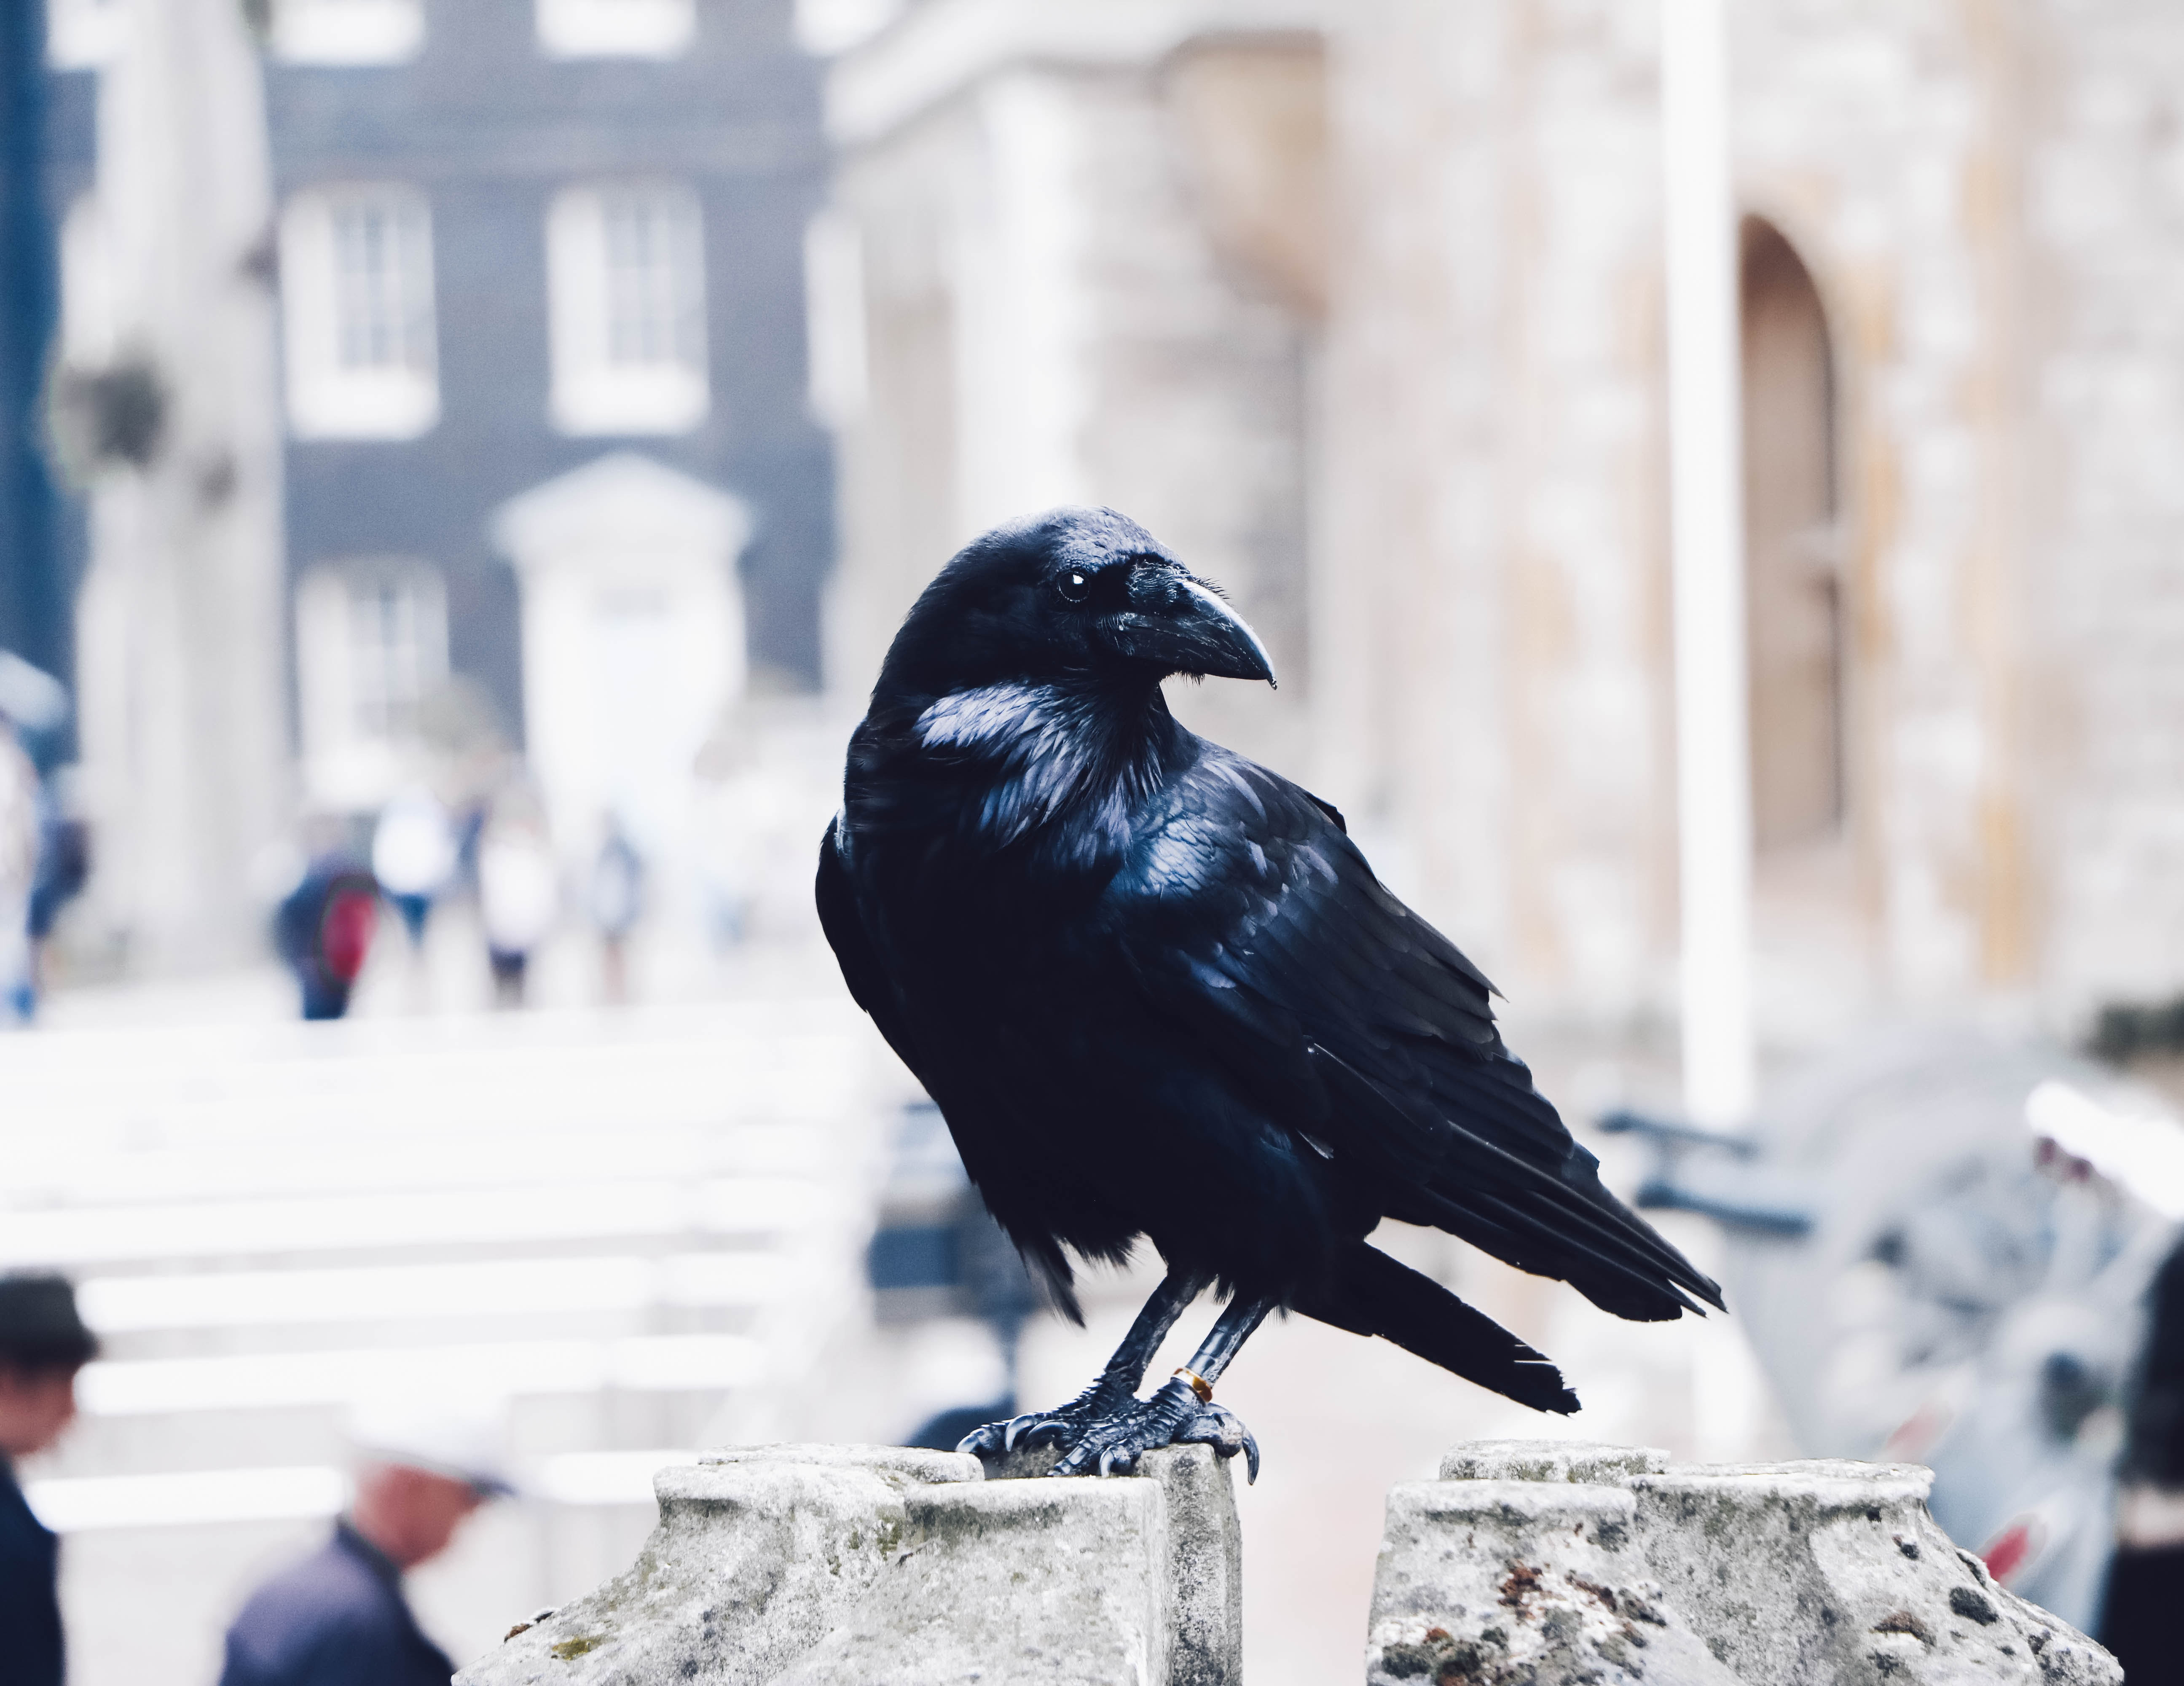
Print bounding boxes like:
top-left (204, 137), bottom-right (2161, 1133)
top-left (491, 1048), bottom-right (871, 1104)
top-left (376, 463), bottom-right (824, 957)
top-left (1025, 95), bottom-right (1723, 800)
top-left (1315, 0), bottom-right (2184, 1039)
top-left (2018, 1), bottom-right (2184, 1014)
top-left (1317, 0), bottom-right (1674, 1025)
top-left (826, 0), bottom-right (2184, 1039)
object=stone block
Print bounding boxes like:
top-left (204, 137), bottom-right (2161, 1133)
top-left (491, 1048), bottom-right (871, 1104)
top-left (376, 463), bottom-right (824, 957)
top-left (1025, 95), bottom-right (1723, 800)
top-left (772, 1472), bottom-right (1172, 1685)
top-left (1371, 1442), bottom-right (2122, 1686)
top-left (970, 1440), bottom-right (1240, 1684)
top-left (1366, 1477), bottom-right (1739, 1685)
top-left (458, 1442), bottom-right (1240, 1686)
top-left (1140, 1440), bottom-right (1244, 1686)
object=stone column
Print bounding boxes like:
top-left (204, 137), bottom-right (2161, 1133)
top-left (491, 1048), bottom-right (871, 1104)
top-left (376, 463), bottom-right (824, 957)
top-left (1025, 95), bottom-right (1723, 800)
top-left (70, 0), bottom-right (289, 972)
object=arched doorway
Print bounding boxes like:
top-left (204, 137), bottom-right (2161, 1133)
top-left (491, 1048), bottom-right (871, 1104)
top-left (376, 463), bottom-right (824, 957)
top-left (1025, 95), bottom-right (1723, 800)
top-left (1741, 217), bottom-right (1842, 853)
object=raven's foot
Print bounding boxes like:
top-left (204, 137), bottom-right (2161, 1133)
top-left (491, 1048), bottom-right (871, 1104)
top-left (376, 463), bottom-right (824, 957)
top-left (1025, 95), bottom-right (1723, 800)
top-left (954, 1379), bottom-right (1133, 1462)
top-left (1051, 1377), bottom-right (1260, 1484)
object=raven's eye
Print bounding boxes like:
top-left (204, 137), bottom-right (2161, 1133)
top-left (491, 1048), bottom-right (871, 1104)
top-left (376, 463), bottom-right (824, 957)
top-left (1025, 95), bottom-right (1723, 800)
top-left (1056, 569), bottom-right (1092, 604)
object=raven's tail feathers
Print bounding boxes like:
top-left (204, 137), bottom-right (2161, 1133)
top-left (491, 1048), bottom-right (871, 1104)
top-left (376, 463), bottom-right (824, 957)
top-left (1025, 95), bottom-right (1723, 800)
top-left (1296, 1242), bottom-right (1580, 1415)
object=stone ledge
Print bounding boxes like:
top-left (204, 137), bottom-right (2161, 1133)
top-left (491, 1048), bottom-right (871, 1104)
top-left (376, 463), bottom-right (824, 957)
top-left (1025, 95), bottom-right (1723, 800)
top-left (459, 1438), bottom-right (2121, 1685)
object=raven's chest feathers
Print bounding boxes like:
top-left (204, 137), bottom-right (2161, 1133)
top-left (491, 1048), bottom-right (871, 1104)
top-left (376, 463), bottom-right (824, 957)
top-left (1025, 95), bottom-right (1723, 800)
top-left (846, 680), bottom-right (1190, 891)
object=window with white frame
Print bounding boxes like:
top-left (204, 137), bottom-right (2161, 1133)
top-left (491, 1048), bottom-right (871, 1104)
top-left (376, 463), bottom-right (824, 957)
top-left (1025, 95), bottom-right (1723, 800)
top-left (547, 183), bottom-right (709, 435)
top-left (281, 186), bottom-right (439, 440)
top-left (296, 563), bottom-right (448, 804)
top-left (803, 209), bottom-right (868, 426)
top-left (59, 196), bottom-right (118, 367)
top-left (271, 0), bottom-right (425, 65)
top-left (793, 0), bottom-right (904, 57)
top-left (536, 0), bottom-right (695, 59)
top-left (47, 0), bottom-right (127, 69)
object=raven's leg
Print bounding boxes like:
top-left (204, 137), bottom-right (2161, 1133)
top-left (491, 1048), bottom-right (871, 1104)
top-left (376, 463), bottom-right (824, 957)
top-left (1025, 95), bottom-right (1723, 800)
top-left (1052, 1294), bottom-right (1275, 1482)
top-left (956, 1269), bottom-right (1212, 1460)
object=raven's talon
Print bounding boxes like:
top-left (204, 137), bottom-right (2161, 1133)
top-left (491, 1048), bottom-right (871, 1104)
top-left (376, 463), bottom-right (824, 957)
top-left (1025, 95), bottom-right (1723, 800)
top-left (1001, 1412), bottom-right (1045, 1453)
top-left (955, 1419), bottom-right (1012, 1458)
top-left (1050, 1379), bottom-right (1257, 1481)
top-left (1175, 1400), bottom-right (1261, 1484)
top-left (957, 1388), bottom-right (1129, 1462)
top-left (1010, 1414), bottom-right (1084, 1452)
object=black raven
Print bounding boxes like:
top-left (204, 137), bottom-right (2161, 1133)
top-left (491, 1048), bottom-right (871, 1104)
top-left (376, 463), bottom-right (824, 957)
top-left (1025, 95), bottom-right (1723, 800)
top-left (818, 507), bottom-right (1723, 1479)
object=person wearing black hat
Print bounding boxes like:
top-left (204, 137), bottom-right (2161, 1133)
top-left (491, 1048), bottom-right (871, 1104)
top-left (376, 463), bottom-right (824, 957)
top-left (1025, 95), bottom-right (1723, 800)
top-left (0, 1273), bottom-right (98, 1686)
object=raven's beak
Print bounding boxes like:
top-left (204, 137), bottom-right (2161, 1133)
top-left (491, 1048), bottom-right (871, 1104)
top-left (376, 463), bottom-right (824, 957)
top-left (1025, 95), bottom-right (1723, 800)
top-left (1112, 563), bottom-right (1277, 687)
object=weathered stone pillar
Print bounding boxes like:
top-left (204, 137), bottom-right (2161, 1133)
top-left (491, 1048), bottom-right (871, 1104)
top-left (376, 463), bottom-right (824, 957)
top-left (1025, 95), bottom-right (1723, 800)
top-left (1368, 1441), bottom-right (2121, 1686)
top-left (460, 1442), bottom-right (1240, 1686)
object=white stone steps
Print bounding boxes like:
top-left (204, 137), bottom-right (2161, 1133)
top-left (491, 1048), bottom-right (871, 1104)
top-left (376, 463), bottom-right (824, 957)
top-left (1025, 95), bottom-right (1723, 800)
top-left (0, 1176), bottom-right (827, 1267)
top-left (73, 1251), bottom-right (786, 1333)
top-left (0, 1125), bottom-right (837, 1207)
top-left (77, 1331), bottom-right (766, 1416)
top-left (3, 994), bottom-right (893, 1684)
top-left (25, 1447), bottom-right (701, 1532)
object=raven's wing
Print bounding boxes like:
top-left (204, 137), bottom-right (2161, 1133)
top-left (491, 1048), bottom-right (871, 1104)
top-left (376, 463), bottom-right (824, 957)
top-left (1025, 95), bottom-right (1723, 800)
top-left (1106, 753), bottom-right (1723, 1322)
top-left (818, 818), bottom-right (1107, 1320)
top-left (816, 819), bottom-right (923, 1071)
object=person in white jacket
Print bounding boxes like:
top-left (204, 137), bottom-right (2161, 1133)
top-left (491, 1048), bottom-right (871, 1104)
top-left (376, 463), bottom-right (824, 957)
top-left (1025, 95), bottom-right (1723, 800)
top-left (476, 784), bottom-right (558, 1007)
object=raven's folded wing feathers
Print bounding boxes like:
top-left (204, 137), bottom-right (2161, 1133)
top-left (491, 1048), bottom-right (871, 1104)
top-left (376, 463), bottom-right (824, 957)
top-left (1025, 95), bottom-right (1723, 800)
top-left (818, 821), bottom-right (1092, 1321)
top-left (1108, 754), bottom-right (1723, 1320)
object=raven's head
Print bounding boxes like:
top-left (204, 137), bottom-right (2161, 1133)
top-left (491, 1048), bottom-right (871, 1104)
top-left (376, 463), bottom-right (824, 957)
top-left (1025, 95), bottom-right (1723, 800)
top-left (875, 507), bottom-right (1276, 700)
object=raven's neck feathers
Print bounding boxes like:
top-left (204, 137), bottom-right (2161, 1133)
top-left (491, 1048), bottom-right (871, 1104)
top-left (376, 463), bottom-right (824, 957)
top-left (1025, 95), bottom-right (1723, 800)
top-left (848, 675), bottom-right (1193, 873)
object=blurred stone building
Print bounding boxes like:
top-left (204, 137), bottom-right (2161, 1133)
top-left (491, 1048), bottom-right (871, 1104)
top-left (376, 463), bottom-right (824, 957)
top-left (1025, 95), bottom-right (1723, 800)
top-left (41, 0), bottom-right (832, 970)
top-left (820, 0), bottom-right (2184, 1056)
top-left (816, 0), bottom-right (1327, 774)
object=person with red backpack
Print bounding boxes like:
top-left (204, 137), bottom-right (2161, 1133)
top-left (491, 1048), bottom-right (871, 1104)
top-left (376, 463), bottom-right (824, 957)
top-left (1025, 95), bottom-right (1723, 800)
top-left (273, 849), bottom-right (380, 1020)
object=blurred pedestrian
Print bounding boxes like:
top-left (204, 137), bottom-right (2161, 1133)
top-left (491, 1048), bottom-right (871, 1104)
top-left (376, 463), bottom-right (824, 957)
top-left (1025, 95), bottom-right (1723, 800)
top-left (588, 814), bottom-right (644, 1004)
top-left (371, 787), bottom-right (458, 950)
top-left (2103, 1234), bottom-right (2184, 1683)
top-left (691, 712), bottom-right (769, 952)
top-left (273, 838), bottom-right (379, 1021)
top-left (25, 773), bottom-right (90, 1014)
top-left (0, 716), bottom-right (35, 1025)
top-left (217, 1398), bottom-right (513, 1686)
top-left (0, 656), bottom-right (70, 1025)
top-left (476, 788), bottom-right (557, 1008)
top-left (0, 1273), bottom-right (99, 1686)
